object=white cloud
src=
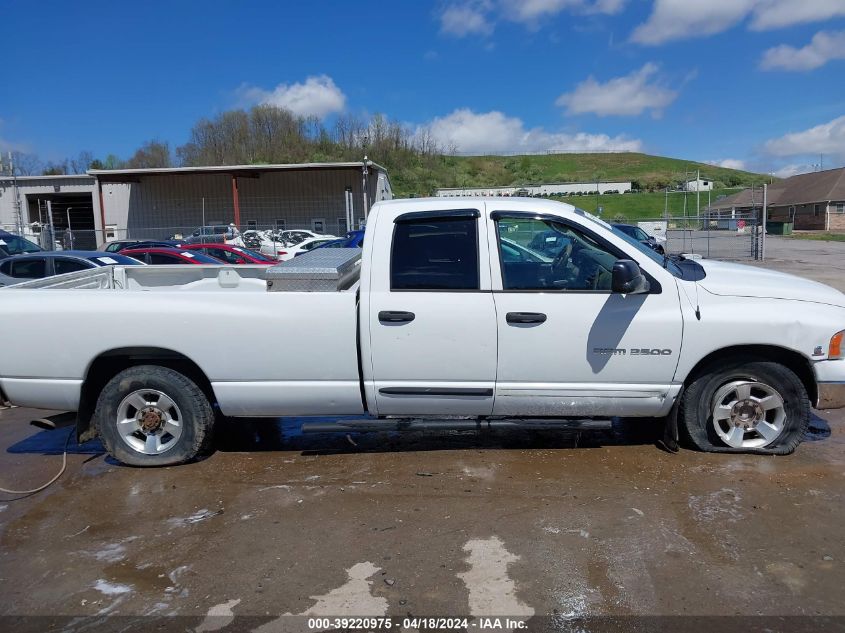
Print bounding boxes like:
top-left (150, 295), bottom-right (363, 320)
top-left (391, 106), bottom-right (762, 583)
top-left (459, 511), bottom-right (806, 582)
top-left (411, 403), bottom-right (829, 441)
top-left (764, 115), bottom-right (845, 160)
top-left (750, 0), bottom-right (845, 30)
top-left (439, 1), bottom-right (494, 37)
top-left (237, 75), bottom-right (346, 118)
top-left (632, 0), bottom-right (755, 45)
top-left (760, 30), bottom-right (845, 71)
top-left (556, 63), bottom-right (678, 117)
top-left (632, 0), bottom-right (845, 45)
top-left (500, 0), bottom-right (626, 24)
top-left (773, 163), bottom-right (816, 178)
top-left (439, 0), bottom-right (626, 35)
top-left (417, 108), bottom-right (642, 154)
top-left (707, 159), bottom-right (748, 170)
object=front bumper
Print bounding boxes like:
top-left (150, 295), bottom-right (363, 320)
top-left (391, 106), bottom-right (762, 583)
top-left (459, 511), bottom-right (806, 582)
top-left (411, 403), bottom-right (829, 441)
top-left (818, 382), bottom-right (845, 410)
top-left (814, 359), bottom-right (845, 410)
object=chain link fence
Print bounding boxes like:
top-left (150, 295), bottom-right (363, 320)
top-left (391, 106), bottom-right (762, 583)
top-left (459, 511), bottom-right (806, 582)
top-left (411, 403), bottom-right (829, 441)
top-left (635, 212), bottom-right (762, 261)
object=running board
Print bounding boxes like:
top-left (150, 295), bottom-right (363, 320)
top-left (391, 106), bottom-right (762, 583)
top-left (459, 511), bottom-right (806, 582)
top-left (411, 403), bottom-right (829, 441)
top-left (300, 418), bottom-right (613, 434)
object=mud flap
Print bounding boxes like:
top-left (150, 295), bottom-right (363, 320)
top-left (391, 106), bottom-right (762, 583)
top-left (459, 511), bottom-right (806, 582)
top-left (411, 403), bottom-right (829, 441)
top-left (657, 389), bottom-right (682, 453)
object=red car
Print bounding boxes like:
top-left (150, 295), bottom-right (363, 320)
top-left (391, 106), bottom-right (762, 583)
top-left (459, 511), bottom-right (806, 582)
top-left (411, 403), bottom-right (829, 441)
top-left (180, 243), bottom-right (276, 265)
top-left (120, 247), bottom-right (225, 265)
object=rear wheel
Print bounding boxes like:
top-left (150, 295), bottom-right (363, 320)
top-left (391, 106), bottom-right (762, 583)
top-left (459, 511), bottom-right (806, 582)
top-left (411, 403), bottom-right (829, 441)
top-left (679, 360), bottom-right (809, 454)
top-left (94, 365), bottom-right (214, 466)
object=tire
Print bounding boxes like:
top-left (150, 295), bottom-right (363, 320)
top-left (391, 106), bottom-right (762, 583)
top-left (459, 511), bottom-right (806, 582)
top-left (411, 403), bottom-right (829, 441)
top-left (679, 359), bottom-right (809, 455)
top-left (93, 365), bottom-right (214, 467)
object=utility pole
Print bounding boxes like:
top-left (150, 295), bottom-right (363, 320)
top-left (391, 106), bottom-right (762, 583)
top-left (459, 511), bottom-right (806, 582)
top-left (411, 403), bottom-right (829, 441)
top-left (761, 183), bottom-right (768, 261)
top-left (696, 169), bottom-right (701, 217)
top-left (3, 152), bottom-right (24, 236)
top-left (361, 156), bottom-right (370, 223)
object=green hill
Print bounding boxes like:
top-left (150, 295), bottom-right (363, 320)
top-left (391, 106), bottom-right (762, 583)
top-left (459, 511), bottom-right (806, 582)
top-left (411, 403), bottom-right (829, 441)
top-left (390, 151), bottom-right (770, 199)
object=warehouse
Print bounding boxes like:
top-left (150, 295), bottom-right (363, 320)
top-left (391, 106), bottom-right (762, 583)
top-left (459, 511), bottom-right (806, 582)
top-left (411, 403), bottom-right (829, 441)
top-left (1, 161), bottom-right (391, 248)
top-left (90, 161), bottom-right (391, 243)
top-left (0, 174), bottom-right (108, 250)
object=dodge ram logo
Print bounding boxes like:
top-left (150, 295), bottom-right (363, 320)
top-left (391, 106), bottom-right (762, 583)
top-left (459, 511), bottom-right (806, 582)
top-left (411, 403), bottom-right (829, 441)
top-left (593, 348), bottom-right (673, 356)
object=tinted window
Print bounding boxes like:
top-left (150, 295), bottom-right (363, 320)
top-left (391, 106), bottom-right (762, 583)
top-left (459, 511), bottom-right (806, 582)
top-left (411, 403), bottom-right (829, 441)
top-left (54, 258), bottom-right (91, 275)
top-left (496, 215), bottom-right (617, 291)
top-left (206, 248), bottom-right (243, 264)
top-left (11, 258), bottom-right (47, 279)
top-left (391, 216), bottom-right (479, 290)
top-left (149, 253), bottom-right (188, 265)
top-left (0, 234), bottom-right (42, 256)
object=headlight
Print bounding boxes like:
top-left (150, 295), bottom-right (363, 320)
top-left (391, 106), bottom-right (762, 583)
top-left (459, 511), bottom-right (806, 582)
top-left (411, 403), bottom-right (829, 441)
top-left (830, 331), bottom-right (844, 359)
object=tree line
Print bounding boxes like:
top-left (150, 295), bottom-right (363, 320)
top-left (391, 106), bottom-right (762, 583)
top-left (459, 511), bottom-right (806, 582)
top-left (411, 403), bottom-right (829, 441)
top-left (4, 106), bottom-right (449, 196)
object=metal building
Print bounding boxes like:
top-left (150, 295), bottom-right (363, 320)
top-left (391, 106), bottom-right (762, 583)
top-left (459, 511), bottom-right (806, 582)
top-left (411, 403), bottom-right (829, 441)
top-left (90, 161), bottom-right (392, 242)
top-left (1, 161), bottom-right (391, 247)
top-left (0, 174), bottom-right (105, 249)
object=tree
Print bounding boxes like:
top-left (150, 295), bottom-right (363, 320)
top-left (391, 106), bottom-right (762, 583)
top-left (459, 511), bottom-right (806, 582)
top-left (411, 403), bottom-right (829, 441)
top-left (6, 150), bottom-right (43, 176)
top-left (125, 140), bottom-right (172, 169)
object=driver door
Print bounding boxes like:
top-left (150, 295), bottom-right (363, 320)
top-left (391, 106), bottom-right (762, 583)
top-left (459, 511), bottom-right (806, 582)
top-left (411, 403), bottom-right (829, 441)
top-left (488, 209), bottom-right (683, 418)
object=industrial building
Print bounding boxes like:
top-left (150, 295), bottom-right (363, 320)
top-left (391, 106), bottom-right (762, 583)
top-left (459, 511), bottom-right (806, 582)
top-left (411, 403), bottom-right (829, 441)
top-left (435, 181), bottom-right (632, 198)
top-left (0, 161), bottom-right (391, 248)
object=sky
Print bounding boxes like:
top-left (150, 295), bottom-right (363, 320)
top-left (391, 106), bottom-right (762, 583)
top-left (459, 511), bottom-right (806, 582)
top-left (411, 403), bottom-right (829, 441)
top-left (1, 0), bottom-right (844, 177)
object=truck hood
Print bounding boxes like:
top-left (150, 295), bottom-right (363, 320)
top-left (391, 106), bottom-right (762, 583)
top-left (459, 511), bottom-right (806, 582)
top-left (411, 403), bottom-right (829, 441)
top-left (696, 259), bottom-right (845, 308)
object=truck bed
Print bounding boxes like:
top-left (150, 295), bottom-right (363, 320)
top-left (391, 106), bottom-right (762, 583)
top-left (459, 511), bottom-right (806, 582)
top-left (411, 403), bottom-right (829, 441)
top-left (0, 265), bottom-right (365, 417)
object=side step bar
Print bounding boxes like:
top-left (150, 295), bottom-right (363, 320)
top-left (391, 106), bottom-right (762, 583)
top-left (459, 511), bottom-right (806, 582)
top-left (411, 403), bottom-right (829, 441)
top-left (300, 418), bottom-right (613, 434)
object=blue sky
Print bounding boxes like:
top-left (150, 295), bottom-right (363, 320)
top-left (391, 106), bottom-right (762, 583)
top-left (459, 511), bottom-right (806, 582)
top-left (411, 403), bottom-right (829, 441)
top-left (1, 0), bottom-right (844, 177)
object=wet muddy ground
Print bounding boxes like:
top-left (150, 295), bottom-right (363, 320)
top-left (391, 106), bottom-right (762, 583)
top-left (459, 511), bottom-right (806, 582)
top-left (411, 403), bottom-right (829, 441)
top-left (1, 244), bottom-right (845, 628)
top-left (1, 406), bottom-right (843, 626)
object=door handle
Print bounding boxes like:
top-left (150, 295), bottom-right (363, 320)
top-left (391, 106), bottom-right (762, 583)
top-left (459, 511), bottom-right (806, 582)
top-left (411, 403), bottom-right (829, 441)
top-left (506, 312), bottom-right (547, 324)
top-left (378, 310), bottom-right (416, 323)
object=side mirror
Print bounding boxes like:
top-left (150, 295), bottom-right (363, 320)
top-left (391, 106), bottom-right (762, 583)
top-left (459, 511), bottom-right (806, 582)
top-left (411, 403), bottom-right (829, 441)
top-left (612, 259), bottom-right (650, 294)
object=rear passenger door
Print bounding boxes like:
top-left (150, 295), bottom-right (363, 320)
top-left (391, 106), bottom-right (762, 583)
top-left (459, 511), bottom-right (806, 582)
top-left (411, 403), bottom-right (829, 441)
top-left (365, 207), bottom-right (498, 416)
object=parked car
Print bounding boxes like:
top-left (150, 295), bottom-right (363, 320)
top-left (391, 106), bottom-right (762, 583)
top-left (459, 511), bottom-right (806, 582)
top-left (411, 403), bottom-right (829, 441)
top-left (288, 237), bottom-right (341, 259)
top-left (102, 239), bottom-right (185, 252)
top-left (120, 247), bottom-right (225, 265)
top-left (180, 225), bottom-right (238, 245)
top-left (4, 197), bottom-right (845, 466)
top-left (314, 230), bottom-right (366, 250)
top-left (258, 229), bottom-right (334, 259)
top-left (613, 223), bottom-right (666, 255)
top-left (0, 251), bottom-right (143, 286)
top-left (180, 243), bottom-right (276, 265)
top-left (0, 230), bottom-right (43, 258)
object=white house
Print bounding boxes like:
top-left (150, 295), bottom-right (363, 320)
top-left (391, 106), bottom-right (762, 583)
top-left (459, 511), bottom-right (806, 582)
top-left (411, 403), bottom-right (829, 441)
top-left (684, 178), bottom-right (713, 192)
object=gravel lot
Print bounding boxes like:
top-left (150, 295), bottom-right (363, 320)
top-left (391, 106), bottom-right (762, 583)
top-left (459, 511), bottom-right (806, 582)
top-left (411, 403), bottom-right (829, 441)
top-left (1, 237), bottom-right (844, 630)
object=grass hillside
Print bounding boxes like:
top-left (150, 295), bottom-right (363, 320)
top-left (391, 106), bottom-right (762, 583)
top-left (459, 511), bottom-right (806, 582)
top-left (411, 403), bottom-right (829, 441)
top-left (392, 152), bottom-right (770, 198)
top-left (551, 188), bottom-right (744, 222)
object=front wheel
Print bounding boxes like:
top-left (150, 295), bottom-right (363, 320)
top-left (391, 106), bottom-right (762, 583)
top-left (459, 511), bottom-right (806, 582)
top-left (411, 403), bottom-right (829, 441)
top-left (94, 365), bottom-right (214, 466)
top-left (679, 360), bottom-right (809, 454)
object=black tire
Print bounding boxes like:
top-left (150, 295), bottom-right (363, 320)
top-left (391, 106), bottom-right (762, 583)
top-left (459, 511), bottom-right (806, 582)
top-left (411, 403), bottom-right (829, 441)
top-left (679, 359), bottom-right (809, 455)
top-left (94, 365), bottom-right (214, 467)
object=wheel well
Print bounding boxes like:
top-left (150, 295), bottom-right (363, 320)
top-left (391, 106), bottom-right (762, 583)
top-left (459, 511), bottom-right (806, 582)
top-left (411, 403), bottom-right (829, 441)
top-left (77, 347), bottom-right (215, 442)
top-left (683, 345), bottom-right (816, 404)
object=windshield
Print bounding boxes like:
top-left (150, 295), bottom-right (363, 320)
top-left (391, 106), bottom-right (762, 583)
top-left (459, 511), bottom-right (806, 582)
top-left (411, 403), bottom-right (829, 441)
top-left (232, 246), bottom-right (274, 261)
top-left (0, 233), bottom-right (42, 256)
top-left (88, 254), bottom-right (145, 266)
top-left (577, 209), bottom-right (683, 277)
top-left (182, 251), bottom-right (226, 264)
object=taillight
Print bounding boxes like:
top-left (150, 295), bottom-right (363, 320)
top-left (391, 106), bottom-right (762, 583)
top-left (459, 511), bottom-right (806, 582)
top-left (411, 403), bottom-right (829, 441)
top-left (830, 331), bottom-right (844, 359)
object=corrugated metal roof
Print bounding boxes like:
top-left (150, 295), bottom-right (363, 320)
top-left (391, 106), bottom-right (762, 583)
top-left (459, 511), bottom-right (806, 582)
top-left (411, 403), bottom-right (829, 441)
top-left (0, 174), bottom-right (94, 183)
top-left (88, 161), bottom-right (387, 181)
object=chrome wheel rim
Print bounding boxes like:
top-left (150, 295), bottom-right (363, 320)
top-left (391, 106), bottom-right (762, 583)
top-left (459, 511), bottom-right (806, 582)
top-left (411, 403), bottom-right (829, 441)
top-left (711, 380), bottom-right (786, 449)
top-left (116, 389), bottom-right (183, 455)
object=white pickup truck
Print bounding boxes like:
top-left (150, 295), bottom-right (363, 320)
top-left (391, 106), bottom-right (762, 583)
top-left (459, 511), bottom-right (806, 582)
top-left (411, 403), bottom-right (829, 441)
top-left (2, 198), bottom-right (844, 466)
